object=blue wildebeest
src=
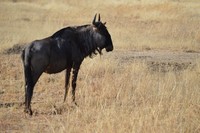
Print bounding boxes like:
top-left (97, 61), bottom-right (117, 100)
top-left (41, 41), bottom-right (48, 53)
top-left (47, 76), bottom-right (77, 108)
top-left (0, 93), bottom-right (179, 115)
top-left (21, 14), bottom-right (113, 115)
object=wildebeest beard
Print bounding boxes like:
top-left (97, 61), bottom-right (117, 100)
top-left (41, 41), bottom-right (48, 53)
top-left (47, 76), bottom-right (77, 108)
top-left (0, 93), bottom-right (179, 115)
top-left (51, 25), bottom-right (104, 58)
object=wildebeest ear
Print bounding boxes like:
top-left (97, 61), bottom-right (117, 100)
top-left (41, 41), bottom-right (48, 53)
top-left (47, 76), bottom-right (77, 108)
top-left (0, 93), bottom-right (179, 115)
top-left (103, 22), bottom-right (106, 25)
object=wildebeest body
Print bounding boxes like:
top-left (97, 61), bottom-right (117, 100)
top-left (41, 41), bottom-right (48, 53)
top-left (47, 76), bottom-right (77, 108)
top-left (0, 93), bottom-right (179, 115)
top-left (21, 14), bottom-right (113, 115)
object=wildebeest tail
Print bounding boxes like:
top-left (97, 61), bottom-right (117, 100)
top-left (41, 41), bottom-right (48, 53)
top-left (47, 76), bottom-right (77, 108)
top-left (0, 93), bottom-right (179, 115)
top-left (21, 46), bottom-right (33, 87)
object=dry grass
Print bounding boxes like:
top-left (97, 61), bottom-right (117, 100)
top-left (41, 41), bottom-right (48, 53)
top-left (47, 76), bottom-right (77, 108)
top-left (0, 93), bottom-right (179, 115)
top-left (1, 54), bottom-right (200, 132)
top-left (0, 0), bottom-right (200, 132)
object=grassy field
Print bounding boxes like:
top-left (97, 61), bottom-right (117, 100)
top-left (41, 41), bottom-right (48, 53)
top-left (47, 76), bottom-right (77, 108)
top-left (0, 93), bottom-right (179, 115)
top-left (0, 0), bottom-right (200, 132)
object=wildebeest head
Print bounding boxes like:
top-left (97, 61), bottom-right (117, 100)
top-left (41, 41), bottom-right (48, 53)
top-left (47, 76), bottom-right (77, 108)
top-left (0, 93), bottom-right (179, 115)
top-left (92, 14), bottom-right (113, 53)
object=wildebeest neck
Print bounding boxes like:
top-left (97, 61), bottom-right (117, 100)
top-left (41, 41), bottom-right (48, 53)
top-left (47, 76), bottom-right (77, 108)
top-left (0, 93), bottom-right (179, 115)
top-left (51, 25), bottom-right (103, 58)
top-left (76, 25), bottom-right (102, 57)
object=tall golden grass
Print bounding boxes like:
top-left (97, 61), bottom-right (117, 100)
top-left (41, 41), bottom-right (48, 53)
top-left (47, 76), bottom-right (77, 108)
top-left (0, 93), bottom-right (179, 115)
top-left (0, 0), bottom-right (200, 132)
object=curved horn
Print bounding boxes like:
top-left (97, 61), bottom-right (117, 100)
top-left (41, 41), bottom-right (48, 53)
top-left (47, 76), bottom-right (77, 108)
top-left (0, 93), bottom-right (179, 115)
top-left (93, 14), bottom-right (97, 24)
top-left (98, 14), bottom-right (101, 22)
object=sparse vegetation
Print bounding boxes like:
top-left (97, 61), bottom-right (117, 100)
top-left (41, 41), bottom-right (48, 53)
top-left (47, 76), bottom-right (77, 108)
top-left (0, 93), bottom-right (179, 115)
top-left (0, 0), bottom-right (200, 132)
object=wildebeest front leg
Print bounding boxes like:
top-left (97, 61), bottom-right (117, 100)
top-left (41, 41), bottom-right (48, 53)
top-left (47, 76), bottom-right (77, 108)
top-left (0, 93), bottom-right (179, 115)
top-left (64, 68), bottom-right (71, 102)
top-left (71, 62), bottom-right (81, 104)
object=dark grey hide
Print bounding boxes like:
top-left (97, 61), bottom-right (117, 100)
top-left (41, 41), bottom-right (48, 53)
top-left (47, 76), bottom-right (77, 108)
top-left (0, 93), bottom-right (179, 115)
top-left (21, 14), bottom-right (113, 115)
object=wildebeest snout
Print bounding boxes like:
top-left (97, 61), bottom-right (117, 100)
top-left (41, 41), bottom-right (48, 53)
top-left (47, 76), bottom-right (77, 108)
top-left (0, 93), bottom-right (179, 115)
top-left (106, 45), bottom-right (113, 52)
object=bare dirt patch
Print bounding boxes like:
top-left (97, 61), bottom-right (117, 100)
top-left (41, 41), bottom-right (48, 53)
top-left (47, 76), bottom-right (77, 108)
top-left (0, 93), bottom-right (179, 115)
top-left (110, 50), bottom-right (200, 72)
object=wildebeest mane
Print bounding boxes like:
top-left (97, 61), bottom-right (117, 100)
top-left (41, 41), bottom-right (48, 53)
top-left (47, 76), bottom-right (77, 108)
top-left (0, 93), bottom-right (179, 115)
top-left (50, 25), bottom-right (102, 58)
top-left (51, 28), bottom-right (66, 38)
top-left (51, 25), bottom-right (90, 38)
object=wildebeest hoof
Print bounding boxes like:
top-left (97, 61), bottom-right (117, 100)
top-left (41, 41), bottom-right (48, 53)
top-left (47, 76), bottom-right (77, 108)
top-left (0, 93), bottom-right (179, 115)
top-left (24, 108), bottom-right (33, 116)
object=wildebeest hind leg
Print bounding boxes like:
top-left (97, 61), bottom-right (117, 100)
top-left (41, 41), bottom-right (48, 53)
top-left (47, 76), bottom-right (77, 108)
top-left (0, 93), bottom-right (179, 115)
top-left (25, 70), bottom-right (44, 115)
top-left (24, 83), bottom-right (33, 115)
top-left (25, 59), bottom-right (48, 115)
